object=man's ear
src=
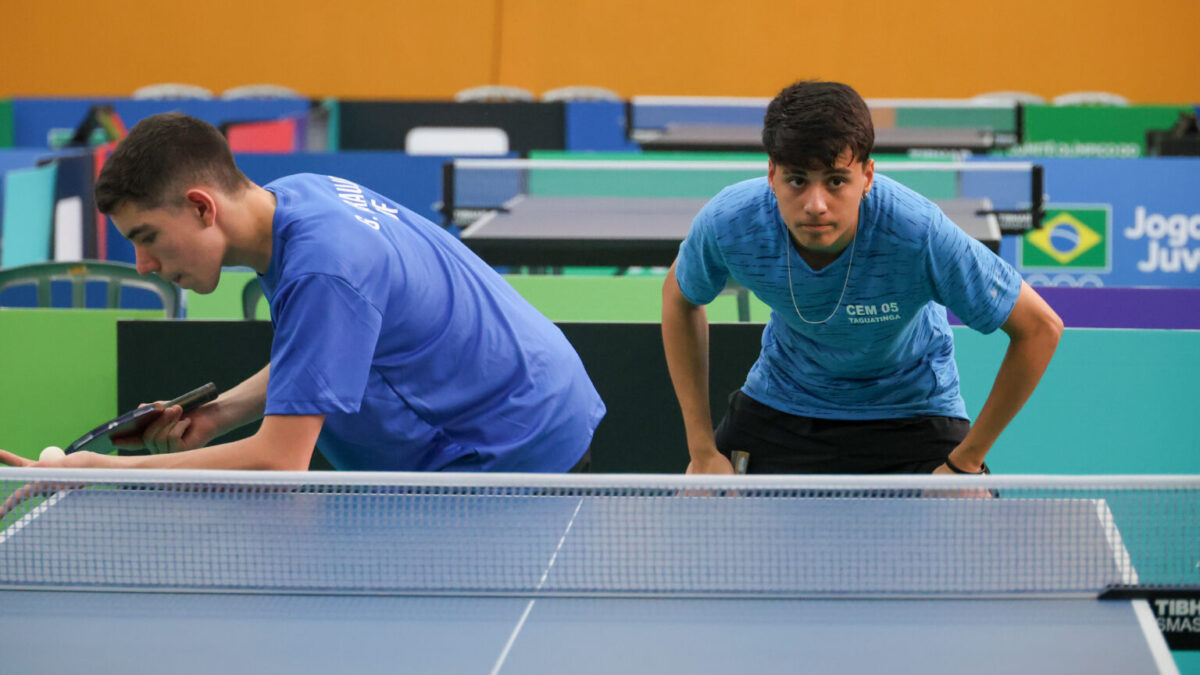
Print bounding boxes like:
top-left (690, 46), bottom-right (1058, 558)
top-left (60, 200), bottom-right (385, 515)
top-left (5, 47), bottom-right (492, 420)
top-left (185, 188), bottom-right (218, 227)
top-left (861, 158), bottom-right (875, 195)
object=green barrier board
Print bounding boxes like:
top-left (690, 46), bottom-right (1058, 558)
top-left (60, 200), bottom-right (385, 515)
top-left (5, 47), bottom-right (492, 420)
top-left (186, 269), bottom-right (269, 320)
top-left (1010, 105), bottom-right (1193, 157)
top-left (0, 309), bottom-right (162, 459)
top-left (0, 99), bottom-right (13, 148)
top-left (503, 274), bottom-right (771, 323)
top-left (525, 152), bottom-right (958, 201)
top-left (894, 106), bottom-right (1017, 132)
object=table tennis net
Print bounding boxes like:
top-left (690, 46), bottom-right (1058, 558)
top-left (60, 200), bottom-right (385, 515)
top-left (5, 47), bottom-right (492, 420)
top-left (2, 471), bottom-right (1196, 598)
top-left (444, 158), bottom-right (1038, 229)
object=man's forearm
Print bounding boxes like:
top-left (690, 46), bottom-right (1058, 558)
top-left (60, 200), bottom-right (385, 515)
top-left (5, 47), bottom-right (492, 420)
top-left (208, 365), bottom-right (271, 434)
top-left (123, 412), bottom-right (322, 471)
top-left (662, 275), bottom-right (718, 457)
top-left (952, 317), bottom-right (1062, 469)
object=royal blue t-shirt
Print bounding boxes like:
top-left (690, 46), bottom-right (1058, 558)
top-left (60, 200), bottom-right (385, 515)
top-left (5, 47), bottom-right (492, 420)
top-left (258, 174), bottom-right (605, 471)
top-left (675, 174), bottom-right (1022, 420)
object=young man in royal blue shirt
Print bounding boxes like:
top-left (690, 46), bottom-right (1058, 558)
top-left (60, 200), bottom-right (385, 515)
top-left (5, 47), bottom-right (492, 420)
top-left (1, 113), bottom-right (604, 472)
top-left (662, 81), bottom-right (1062, 475)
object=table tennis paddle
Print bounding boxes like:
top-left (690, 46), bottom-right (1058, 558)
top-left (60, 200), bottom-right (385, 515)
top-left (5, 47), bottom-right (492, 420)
top-left (64, 382), bottom-right (218, 454)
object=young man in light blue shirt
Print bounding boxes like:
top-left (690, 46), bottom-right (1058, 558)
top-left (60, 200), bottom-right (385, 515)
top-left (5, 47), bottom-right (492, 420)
top-left (662, 81), bottom-right (1062, 475)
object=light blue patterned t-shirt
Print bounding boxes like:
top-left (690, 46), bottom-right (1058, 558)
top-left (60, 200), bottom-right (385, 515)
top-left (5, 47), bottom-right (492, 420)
top-left (674, 174), bottom-right (1021, 421)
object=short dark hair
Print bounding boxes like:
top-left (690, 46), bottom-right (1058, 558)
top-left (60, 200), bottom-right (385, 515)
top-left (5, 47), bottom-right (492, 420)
top-left (762, 80), bottom-right (874, 169)
top-left (94, 113), bottom-right (249, 214)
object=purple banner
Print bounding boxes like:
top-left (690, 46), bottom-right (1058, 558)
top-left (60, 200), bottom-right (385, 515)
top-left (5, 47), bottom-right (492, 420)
top-left (948, 287), bottom-right (1200, 329)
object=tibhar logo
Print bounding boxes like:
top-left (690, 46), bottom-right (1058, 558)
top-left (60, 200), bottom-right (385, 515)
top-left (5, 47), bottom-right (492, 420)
top-left (1021, 207), bottom-right (1110, 270)
top-left (1156, 599), bottom-right (1200, 634)
top-left (1126, 206), bottom-right (1200, 273)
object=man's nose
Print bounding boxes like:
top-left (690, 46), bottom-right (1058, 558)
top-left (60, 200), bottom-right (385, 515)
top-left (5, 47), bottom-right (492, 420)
top-left (135, 248), bottom-right (159, 276)
top-left (802, 188), bottom-right (829, 216)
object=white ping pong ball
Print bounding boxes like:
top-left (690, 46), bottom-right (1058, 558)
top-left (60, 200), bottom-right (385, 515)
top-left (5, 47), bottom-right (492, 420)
top-left (39, 446), bottom-right (66, 462)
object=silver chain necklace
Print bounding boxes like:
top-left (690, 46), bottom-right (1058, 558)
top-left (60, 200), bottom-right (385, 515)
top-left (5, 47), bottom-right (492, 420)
top-left (784, 225), bottom-right (856, 325)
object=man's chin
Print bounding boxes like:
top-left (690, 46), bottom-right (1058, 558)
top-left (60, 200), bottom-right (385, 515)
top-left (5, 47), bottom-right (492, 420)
top-left (177, 276), bottom-right (218, 294)
top-left (794, 232), bottom-right (839, 250)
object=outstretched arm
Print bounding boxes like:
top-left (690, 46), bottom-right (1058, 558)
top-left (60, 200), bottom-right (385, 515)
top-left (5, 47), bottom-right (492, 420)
top-left (0, 413), bottom-right (323, 471)
top-left (0, 365), bottom-right (322, 471)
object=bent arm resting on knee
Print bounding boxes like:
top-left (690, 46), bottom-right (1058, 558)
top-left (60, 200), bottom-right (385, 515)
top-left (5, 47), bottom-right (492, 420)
top-left (662, 262), bottom-right (734, 474)
top-left (944, 282), bottom-right (1063, 473)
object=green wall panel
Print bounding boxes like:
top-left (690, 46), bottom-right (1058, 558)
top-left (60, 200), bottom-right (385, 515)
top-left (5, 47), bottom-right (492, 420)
top-left (0, 308), bottom-right (161, 459)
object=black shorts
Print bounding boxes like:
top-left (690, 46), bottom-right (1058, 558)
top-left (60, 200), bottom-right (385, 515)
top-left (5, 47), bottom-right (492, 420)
top-left (713, 390), bottom-right (971, 474)
top-left (569, 449), bottom-right (592, 473)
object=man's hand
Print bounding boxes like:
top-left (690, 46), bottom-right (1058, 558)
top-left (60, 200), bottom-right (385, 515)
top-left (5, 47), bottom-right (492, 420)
top-left (930, 456), bottom-right (993, 499)
top-left (942, 446), bottom-right (987, 475)
top-left (0, 449), bottom-right (33, 467)
top-left (113, 401), bottom-right (225, 455)
top-left (0, 449), bottom-right (113, 520)
top-left (686, 449), bottom-right (736, 474)
top-left (0, 448), bottom-right (115, 468)
top-left (0, 449), bottom-right (117, 520)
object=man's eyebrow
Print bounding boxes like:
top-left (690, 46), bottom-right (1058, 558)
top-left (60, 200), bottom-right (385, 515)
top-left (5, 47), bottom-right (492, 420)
top-left (784, 167), bottom-right (852, 176)
top-left (125, 224), bottom-right (153, 241)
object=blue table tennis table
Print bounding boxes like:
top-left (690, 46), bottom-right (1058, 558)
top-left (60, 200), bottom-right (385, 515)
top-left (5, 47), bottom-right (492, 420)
top-left (0, 470), bottom-right (1183, 674)
top-left (458, 194), bottom-right (1001, 268)
top-left (626, 96), bottom-right (1023, 154)
top-left (445, 159), bottom-right (1044, 270)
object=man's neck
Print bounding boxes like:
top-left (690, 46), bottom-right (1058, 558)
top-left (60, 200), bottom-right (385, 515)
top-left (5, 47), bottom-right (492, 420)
top-left (222, 184), bottom-right (277, 274)
top-left (792, 237), bottom-right (851, 271)
top-left (795, 246), bottom-right (837, 271)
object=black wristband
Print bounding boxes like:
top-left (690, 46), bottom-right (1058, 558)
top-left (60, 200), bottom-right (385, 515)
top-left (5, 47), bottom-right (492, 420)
top-left (944, 456), bottom-right (989, 474)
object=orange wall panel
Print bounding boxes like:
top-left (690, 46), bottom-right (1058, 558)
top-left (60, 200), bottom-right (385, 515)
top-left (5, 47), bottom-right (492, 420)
top-left (0, 0), bottom-right (498, 98)
top-left (496, 0), bottom-right (1200, 102)
top-left (1, 0), bottom-right (1197, 101)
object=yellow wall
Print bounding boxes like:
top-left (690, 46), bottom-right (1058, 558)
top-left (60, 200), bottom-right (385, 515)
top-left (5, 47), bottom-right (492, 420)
top-left (2, 0), bottom-right (1198, 101)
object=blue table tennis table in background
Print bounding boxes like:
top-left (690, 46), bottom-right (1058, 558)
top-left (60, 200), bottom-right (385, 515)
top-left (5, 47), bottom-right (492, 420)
top-left (444, 159), bottom-right (1043, 272)
top-left (627, 96), bottom-right (1024, 154)
top-left (1, 470), bottom-right (1192, 674)
top-left (458, 193), bottom-right (1001, 267)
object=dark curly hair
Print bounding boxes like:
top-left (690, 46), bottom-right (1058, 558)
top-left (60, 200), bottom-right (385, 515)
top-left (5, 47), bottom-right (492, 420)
top-left (762, 80), bottom-right (874, 169)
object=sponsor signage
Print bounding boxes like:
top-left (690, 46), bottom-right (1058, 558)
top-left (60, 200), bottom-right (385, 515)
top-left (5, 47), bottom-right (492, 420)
top-left (995, 158), bottom-right (1200, 288)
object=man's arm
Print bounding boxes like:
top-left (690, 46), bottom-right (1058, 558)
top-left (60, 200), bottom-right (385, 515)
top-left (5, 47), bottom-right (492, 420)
top-left (122, 414), bottom-right (323, 470)
top-left (122, 363), bottom-right (322, 469)
top-left (662, 261), bottom-right (734, 474)
top-left (940, 281), bottom-right (1063, 473)
top-left (0, 364), bottom-right (324, 471)
top-left (0, 414), bottom-right (323, 471)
